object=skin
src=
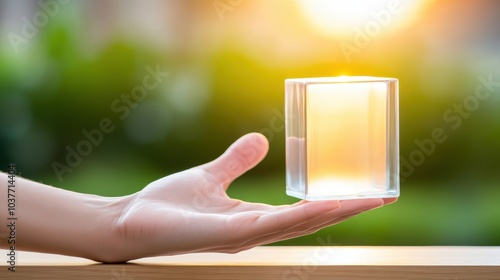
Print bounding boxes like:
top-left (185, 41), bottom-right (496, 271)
top-left (0, 133), bottom-right (396, 263)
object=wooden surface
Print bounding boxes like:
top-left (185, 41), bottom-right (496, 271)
top-left (1, 246), bottom-right (500, 279)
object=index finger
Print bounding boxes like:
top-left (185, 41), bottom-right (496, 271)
top-left (243, 198), bottom-right (384, 240)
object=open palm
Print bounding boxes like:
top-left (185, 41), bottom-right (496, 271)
top-left (111, 133), bottom-right (396, 262)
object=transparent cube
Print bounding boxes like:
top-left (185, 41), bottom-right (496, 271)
top-left (285, 77), bottom-right (399, 200)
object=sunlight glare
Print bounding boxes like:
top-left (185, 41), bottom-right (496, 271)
top-left (295, 0), bottom-right (430, 38)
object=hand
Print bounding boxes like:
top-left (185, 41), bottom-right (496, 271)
top-left (109, 133), bottom-right (396, 262)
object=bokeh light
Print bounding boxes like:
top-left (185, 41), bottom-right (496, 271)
top-left (296, 0), bottom-right (432, 38)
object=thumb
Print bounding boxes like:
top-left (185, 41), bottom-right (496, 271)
top-left (200, 133), bottom-right (269, 189)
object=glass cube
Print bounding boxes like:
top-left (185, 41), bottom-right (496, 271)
top-left (285, 76), bottom-right (399, 200)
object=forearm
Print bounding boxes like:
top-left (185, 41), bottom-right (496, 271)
top-left (0, 172), bottom-right (124, 262)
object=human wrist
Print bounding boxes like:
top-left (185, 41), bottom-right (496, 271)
top-left (84, 193), bottom-right (135, 263)
top-left (4, 174), bottom-right (129, 263)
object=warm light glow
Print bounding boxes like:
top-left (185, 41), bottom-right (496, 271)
top-left (295, 0), bottom-right (431, 38)
top-left (306, 81), bottom-right (387, 196)
top-left (309, 178), bottom-right (375, 196)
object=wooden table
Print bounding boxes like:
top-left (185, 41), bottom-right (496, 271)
top-left (2, 246), bottom-right (499, 279)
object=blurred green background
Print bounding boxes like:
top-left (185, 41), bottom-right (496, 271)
top-left (1, 0), bottom-right (499, 246)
